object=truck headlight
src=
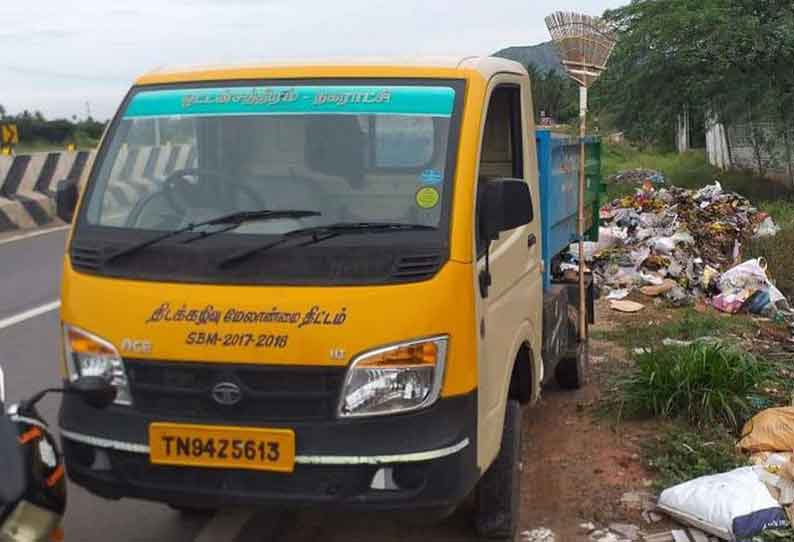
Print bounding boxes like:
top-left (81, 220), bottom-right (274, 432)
top-left (338, 336), bottom-right (448, 418)
top-left (62, 324), bottom-right (132, 406)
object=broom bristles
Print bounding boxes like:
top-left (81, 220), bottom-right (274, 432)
top-left (545, 11), bottom-right (617, 87)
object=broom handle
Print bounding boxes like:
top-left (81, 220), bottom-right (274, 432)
top-left (578, 85), bottom-right (588, 343)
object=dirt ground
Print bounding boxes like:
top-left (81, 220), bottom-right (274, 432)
top-left (519, 300), bottom-right (666, 541)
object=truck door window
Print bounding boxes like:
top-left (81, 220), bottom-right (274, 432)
top-left (477, 85), bottom-right (529, 257)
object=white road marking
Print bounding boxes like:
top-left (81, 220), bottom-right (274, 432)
top-left (194, 508), bottom-right (255, 542)
top-left (0, 225), bottom-right (69, 246)
top-left (0, 301), bottom-right (61, 330)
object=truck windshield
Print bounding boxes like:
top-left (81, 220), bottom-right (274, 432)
top-left (82, 83), bottom-right (459, 237)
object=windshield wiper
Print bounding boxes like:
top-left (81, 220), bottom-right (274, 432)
top-left (218, 222), bottom-right (436, 269)
top-left (102, 209), bottom-right (321, 266)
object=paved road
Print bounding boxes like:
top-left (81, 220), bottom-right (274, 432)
top-left (0, 228), bottom-right (481, 542)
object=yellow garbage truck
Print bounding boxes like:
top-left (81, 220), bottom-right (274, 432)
top-left (55, 57), bottom-right (590, 540)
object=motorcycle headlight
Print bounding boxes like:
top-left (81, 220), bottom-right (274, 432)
top-left (338, 336), bottom-right (448, 418)
top-left (62, 324), bottom-right (131, 406)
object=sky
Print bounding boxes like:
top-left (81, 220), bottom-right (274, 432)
top-left (1, 0), bottom-right (626, 120)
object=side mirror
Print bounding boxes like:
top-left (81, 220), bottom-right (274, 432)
top-left (55, 179), bottom-right (79, 223)
top-left (69, 377), bottom-right (117, 409)
top-left (0, 366), bottom-right (26, 506)
top-left (478, 178), bottom-right (533, 242)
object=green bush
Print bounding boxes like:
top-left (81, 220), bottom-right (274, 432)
top-left (746, 228), bottom-right (794, 303)
top-left (618, 343), bottom-right (768, 430)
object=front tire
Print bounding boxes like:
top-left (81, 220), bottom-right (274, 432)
top-left (474, 399), bottom-right (522, 541)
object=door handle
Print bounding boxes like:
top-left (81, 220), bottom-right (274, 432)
top-left (527, 233), bottom-right (537, 248)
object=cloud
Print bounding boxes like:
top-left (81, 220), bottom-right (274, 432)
top-left (0, 0), bottom-right (627, 119)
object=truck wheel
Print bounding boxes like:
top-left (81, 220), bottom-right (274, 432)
top-left (474, 399), bottom-right (522, 541)
top-left (555, 341), bottom-right (588, 390)
top-left (555, 311), bottom-right (588, 390)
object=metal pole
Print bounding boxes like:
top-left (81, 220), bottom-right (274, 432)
top-left (578, 85), bottom-right (588, 342)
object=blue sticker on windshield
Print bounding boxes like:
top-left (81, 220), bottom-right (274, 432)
top-left (123, 86), bottom-right (455, 119)
top-left (420, 169), bottom-right (443, 185)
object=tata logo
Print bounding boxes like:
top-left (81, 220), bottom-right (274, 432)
top-left (211, 382), bottom-right (242, 406)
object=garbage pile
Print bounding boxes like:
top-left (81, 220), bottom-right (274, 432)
top-left (565, 181), bottom-right (792, 326)
top-left (609, 168), bottom-right (666, 186)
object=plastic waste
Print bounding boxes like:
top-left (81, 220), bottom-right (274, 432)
top-left (640, 272), bottom-right (665, 286)
top-left (662, 336), bottom-right (719, 347)
top-left (652, 237), bottom-right (676, 255)
top-left (712, 290), bottom-right (754, 314)
top-left (719, 258), bottom-right (769, 293)
top-left (666, 286), bottom-right (690, 307)
top-left (694, 181), bottom-right (723, 201)
top-left (672, 231), bottom-right (695, 245)
top-left (606, 289), bottom-right (630, 301)
top-left (738, 407), bottom-right (794, 455)
top-left (754, 217), bottom-right (781, 238)
top-left (702, 266), bottom-right (720, 289)
top-left (746, 290), bottom-right (772, 315)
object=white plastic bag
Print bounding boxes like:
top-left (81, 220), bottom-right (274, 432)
top-left (754, 217), bottom-right (781, 238)
top-left (652, 237), bottom-right (676, 254)
top-left (657, 467), bottom-right (788, 540)
top-left (718, 258), bottom-right (769, 293)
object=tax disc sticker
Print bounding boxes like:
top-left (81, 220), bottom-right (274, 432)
top-left (415, 187), bottom-right (440, 209)
top-left (420, 168), bottom-right (443, 185)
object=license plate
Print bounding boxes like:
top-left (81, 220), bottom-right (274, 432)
top-left (149, 423), bottom-right (295, 473)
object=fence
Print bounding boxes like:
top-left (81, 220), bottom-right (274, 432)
top-left (705, 115), bottom-right (794, 186)
top-left (727, 122), bottom-right (794, 184)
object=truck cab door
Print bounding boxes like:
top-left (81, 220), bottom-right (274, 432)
top-left (475, 77), bottom-right (543, 469)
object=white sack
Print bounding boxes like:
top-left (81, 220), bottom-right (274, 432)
top-left (657, 467), bottom-right (788, 541)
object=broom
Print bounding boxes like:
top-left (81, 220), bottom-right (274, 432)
top-left (546, 11), bottom-right (616, 342)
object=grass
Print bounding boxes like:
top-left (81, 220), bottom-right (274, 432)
top-left (601, 142), bottom-right (794, 204)
top-left (13, 137), bottom-right (98, 154)
top-left (759, 200), bottom-right (794, 231)
top-left (603, 145), bottom-right (717, 188)
top-left (616, 342), bottom-right (768, 430)
top-left (746, 229), bottom-right (794, 302)
top-left (593, 308), bottom-right (755, 349)
top-left (643, 425), bottom-right (747, 491)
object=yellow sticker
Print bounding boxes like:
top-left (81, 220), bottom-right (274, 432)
top-left (415, 187), bottom-right (440, 209)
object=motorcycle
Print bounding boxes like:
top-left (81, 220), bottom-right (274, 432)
top-left (0, 366), bottom-right (116, 542)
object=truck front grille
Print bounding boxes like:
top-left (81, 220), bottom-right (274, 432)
top-left (125, 359), bottom-right (346, 422)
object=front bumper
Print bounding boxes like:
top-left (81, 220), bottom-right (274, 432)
top-left (59, 392), bottom-right (479, 515)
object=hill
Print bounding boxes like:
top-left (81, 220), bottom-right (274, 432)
top-left (492, 42), bottom-right (563, 74)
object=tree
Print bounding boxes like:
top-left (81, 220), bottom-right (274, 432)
top-left (527, 65), bottom-right (579, 124)
top-left (598, 0), bottom-right (794, 160)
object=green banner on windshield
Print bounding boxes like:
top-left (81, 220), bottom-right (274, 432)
top-left (123, 86), bottom-right (455, 118)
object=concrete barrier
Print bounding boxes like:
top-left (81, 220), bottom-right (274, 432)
top-left (0, 145), bottom-right (197, 232)
top-left (0, 150), bottom-right (96, 232)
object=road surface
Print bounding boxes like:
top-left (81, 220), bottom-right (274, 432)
top-left (0, 227), bottom-right (482, 542)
